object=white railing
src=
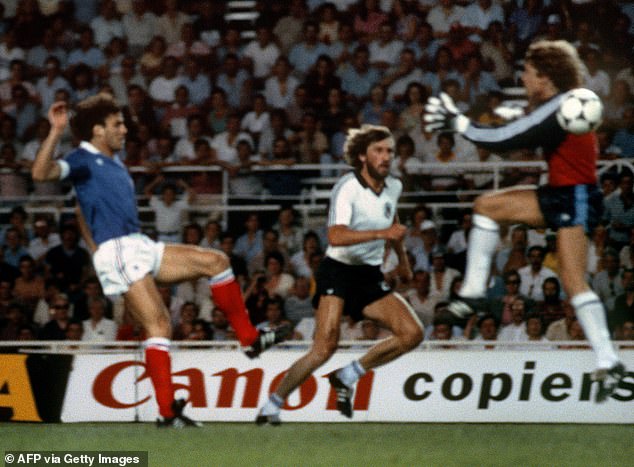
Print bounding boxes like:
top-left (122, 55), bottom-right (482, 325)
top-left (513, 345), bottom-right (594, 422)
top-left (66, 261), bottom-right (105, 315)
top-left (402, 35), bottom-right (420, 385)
top-left (1, 340), bottom-right (632, 353)
top-left (2, 159), bottom-right (633, 229)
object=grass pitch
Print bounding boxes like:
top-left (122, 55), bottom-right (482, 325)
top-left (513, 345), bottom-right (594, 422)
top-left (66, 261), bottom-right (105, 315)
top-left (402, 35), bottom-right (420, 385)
top-left (2, 423), bottom-right (633, 466)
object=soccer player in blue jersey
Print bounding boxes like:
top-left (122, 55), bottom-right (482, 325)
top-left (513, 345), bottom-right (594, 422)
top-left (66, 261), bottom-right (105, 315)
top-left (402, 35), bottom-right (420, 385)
top-left (32, 95), bottom-right (288, 427)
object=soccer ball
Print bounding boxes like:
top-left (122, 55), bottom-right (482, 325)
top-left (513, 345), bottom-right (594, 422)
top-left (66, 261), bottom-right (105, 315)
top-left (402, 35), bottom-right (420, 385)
top-left (556, 88), bottom-right (603, 135)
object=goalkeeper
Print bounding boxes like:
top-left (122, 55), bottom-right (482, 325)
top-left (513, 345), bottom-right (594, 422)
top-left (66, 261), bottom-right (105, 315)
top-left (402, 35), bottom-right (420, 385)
top-left (423, 39), bottom-right (625, 402)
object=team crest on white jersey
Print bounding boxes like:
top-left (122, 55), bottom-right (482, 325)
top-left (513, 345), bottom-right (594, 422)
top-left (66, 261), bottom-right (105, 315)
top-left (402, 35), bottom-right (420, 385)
top-left (384, 203), bottom-right (392, 219)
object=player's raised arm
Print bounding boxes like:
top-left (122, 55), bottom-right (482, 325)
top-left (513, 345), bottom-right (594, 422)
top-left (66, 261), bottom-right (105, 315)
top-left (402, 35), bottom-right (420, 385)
top-left (31, 101), bottom-right (68, 181)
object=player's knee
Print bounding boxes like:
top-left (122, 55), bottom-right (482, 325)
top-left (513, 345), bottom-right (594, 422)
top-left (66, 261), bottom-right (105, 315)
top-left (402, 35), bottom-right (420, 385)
top-left (206, 249), bottom-right (230, 275)
top-left (473, 195), bottom-right (493, 216)
top-left (311, 338), bottom-right (338, 364)
top-left (400, 324), bottom-right (423, 351)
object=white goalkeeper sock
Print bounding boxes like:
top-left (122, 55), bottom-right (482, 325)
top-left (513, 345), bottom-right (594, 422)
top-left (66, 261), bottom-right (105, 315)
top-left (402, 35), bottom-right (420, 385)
top-left (459, 214), bottom-right (500, 298)
top-left (571, 291), bottom-right (620, 369)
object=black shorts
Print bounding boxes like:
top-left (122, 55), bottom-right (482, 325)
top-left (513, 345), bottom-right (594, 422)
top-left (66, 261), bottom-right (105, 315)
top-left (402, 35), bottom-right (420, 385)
top-left (312, 257), bottom-right (392, 322)
top-left (537, 184), bottom-right (603, 234)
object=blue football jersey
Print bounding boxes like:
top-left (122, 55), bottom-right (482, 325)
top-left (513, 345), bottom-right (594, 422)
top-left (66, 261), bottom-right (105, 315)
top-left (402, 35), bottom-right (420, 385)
top-left (59, 142), bottom-right (140, 245)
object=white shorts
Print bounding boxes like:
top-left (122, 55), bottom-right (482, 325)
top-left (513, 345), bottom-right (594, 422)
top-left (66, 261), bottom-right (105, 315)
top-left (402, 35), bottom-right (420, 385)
top-left (93, 233), bottom-right (165, 296)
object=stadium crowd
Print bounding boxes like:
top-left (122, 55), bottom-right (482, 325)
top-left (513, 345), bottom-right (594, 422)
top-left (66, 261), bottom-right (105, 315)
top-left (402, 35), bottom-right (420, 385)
top-left (1, 0), bottom-right (634, 347)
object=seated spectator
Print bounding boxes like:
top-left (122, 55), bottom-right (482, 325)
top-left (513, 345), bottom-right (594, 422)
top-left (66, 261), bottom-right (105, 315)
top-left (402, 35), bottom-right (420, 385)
top-left (260, 136), bottom-right (303, 196)
top-left (148, 55), bottom-right (182, 112)
top-left (71, 276), bottom-right (113, 322)
top-left (303, 54), bottom-right (341, 110)
top-left (464, 313), bottom-right (498, 348)
top-left (174, 114), bottom-right (213, 162)
top-left (517, 246), bottom-right (558, 302)
top-left (288, 20), bottom-right (329, 78)
top-left (139, 35), bottom-right (168, 81)
top-left (218, 232), bottom-right (248, 286)
top-left (337, 45), bottom-right (379, 105)
top-left (290, 231), bottom-right (322, 279)
top-left (173, 301), bottom-right (200, 340)
top-left (603, 170), bottom-right (634, 251)
top-left (180, 57), bottom-right (211, 107)
top-left (67, 27), bottom-right (106, 71)
top-left (256, 295), bottom-right (292, 336)
top-left (234, 213), bottom-right (264, 264)
top-left (34, 56), bottom-right (71, 116)
top-left (68, 64), bottom-right (98, 104)
top-left (272, 206), bottom-right (305, 258)
top-left (429, 247), bottom-right (461, 301)
top-left (549, 301), bottom-right (581, 344)
top-left (615, 319), bottom-right (634, 342)
top-left (242, 23), bottom-right (280, 86)
top-left (244, 273), bottom-right (269, 325)
top-left (44, 224), bottom-right (92, 293)
top-left (122, 0), bottom-right (158, 58)
top-left (157, 0), bottom-right (190, 45)
top-left (90, 0), bottom-right (124, 50)
top-left (535, 277), bottom-right (566, 329)
top-left (404, 270), bottom-right (437, 328)
top-left (210, 308), bottom-right (235, 341)
top-left (609, 267), bottom-right (634, 334)
top-left (592, 248), bottom-right (623, 311)
top-left (12, 255), bottom-right (44, 316)
top-left (64, 320), bottom-right (84, 341)
top-left (428, 312), bottom-right (464, 348)
top-left (214, 54), bottom-right (251, 112)
top-left (0, 248), bottom-right (18, 285)
top-left (497, 297), bottom-right (529, 342)
top-left (261, 251), bottom-right (295, 300)
top-left (144, 175), bottom-right (194, 243)
top-left (38, 293), bottom-right (71, 340)
top-left (26, 27), bottom-right (67, 75)
top-left (160, 85), bottom-right (200, 139)
top-left (187, 319), bottom-right (212, 341)
top-left (283, 276), bottom-right (314, 326)
top-left (422, 132), bottom-right (467, 192)
top-left (264, 56), bottom-right (300, 111)
top-left (2, 227), bottom-right (29, 268)
top-left (241, 94), bottom-right (270, 146)
top-left (611, 106), bottom-right (634, 158)
top-left (290, 112), bottom-right (329, 164)
top-left (165, 23), bottom-right (212, 62)
top-left (0, 143), bottom-right (28, 199)
top-left (0, 302), bottom-right (26, 340)
top-left (248, 229), bottom-right (289, 279)
top-left (82, 297), bottom-right (117, 342)
top-left (211, 113), bottom-right (254, 167)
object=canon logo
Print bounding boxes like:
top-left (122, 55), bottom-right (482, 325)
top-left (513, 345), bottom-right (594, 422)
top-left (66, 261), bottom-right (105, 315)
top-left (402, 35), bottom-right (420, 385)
top-left (92, 361), bottom-right (375, 411)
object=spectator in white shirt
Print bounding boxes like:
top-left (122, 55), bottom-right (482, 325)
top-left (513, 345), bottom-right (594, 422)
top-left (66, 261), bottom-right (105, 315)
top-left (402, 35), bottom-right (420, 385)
top-left (82, 297), bottom-right (117, 342)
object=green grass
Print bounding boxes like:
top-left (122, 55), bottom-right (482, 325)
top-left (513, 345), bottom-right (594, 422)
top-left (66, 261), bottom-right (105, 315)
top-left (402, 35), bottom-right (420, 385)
top-left (2, 423), bottom-right (633, 467)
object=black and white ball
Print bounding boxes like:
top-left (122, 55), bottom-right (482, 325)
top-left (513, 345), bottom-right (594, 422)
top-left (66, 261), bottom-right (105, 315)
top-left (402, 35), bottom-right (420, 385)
top-left (556, 88), bottom-right (603, 135)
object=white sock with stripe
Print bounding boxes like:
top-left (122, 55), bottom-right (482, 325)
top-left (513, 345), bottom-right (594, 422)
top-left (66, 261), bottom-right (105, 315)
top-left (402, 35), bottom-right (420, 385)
top-left (337, 360), bottom-right (366, 388)
top-left (571, 291), bottom-right (620, 369)
top-left (459, 214), bottom-right (500, 298)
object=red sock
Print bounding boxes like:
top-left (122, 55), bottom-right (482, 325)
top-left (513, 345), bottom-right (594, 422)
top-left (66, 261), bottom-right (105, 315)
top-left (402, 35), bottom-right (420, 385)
top-left (209, 270), bottom-right (259, 346)
top-left (145, 338), bottom-right (174, 418)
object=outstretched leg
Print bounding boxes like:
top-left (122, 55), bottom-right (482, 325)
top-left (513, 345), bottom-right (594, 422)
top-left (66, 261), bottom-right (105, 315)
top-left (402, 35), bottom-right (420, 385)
top-left (256, 296), bottom-right (343, 424)
top-left (157, 244), bottom-right (288, 353)
top-left (328, 293), bottom-right (423, 417)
